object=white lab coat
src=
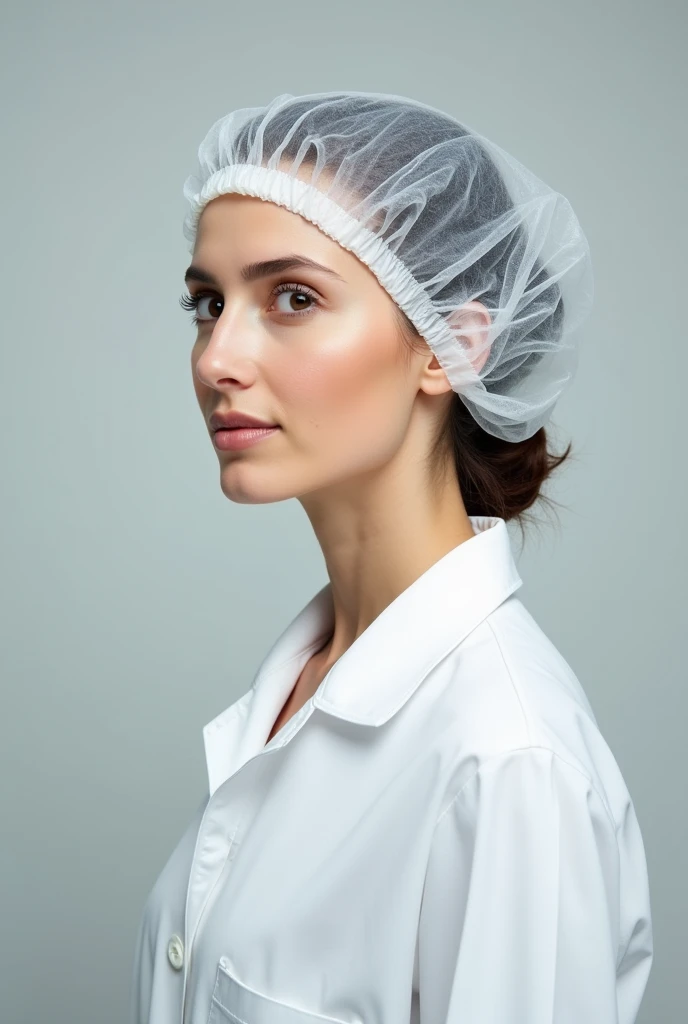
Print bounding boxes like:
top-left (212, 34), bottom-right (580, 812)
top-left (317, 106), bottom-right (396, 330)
top-left (129, 515), bottom-right (653, 1024)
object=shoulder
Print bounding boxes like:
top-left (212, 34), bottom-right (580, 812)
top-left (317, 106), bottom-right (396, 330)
top-left (430, 594), bottom-right (634, 834)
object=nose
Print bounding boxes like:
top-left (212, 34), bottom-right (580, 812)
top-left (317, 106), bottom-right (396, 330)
top-left (192, 305), bottom-right (262, 390)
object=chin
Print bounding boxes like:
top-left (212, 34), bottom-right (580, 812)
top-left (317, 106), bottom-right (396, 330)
top-left (219, 473), bottom-right (296, 506)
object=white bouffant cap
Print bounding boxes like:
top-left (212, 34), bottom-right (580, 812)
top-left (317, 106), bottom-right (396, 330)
top-left (182, 91), bottom-right (594, 442)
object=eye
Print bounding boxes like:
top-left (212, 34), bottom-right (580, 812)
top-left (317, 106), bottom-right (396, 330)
top-left (271, 282), bottom-right (320, 317)
top-left (179, 291), bottom-right (221, 325)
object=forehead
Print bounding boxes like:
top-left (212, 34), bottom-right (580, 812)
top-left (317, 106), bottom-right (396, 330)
top-left (191, 192), bottom-right (380, 291)
top-left (195, 193), bottom-right (339, 255)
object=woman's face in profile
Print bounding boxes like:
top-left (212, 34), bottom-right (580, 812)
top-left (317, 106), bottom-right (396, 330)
top-left (187, 192), bottom-right (437, 507)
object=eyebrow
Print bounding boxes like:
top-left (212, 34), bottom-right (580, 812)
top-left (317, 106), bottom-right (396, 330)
top-left (184, 254), bottom-right (346, 287)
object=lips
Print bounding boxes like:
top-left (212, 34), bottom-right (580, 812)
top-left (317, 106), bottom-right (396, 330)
top-left (209, 410), bottom-right (279, 431)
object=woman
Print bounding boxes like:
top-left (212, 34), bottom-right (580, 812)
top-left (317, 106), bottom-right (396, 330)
top-left (130, 92), bottom-right (653, 1024)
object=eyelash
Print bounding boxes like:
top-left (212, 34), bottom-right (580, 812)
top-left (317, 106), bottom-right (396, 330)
top-left (178, 282), bottom-right (321, 326)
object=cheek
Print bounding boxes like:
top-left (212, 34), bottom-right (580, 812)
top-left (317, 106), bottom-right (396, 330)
top-left (273, 316), bottom-right (408, 447)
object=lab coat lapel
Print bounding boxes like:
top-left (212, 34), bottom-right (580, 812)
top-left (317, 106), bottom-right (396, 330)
top-left (202, 582), bottom-right (335, 796)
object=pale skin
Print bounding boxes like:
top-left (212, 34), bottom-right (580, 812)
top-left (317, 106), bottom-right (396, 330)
top-left (186, 192), bottom-right (492, 743)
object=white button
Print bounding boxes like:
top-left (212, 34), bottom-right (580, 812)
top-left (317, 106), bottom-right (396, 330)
top-left (167, 934), bottom-right (184, 970)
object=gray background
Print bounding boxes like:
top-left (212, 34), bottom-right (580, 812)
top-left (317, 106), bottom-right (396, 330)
top-left (1, 1), bottom-right (684, 1021)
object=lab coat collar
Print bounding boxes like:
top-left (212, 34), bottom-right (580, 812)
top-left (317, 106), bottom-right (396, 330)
top-left (312, 515), bottom-right (522, 725)
top-left (203, 516), bottom-right (522, 794)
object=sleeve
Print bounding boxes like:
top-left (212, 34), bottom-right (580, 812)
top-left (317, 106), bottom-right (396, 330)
top-left (416, 746), bottom-right (632, 1024)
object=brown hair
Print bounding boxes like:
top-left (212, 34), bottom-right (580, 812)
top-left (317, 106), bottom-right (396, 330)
top-left (394, 305), bottom-right (574, 546)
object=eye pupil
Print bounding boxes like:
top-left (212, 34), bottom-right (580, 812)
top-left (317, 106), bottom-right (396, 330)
top-left (291, 293), bottom-right (308, 309)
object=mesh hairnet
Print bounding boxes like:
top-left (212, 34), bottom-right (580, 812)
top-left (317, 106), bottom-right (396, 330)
top-left (182, 91), bottom-right (594, 442)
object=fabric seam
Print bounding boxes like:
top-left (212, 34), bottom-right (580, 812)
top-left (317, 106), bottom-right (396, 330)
top-left (434, 743), bottom-right (619, 836)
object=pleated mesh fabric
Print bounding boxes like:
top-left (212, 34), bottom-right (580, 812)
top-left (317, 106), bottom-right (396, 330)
top-left (182, 91), bottom-right (593, 442)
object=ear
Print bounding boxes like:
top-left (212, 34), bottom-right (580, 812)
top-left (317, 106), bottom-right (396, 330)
top-left (446, 300), bottom-right (493, 374)
top-left (420, 300), bottom-right (493, 397)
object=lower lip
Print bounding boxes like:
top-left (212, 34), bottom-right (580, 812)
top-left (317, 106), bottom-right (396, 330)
top-left (213, 426), bottom-right (281, 451)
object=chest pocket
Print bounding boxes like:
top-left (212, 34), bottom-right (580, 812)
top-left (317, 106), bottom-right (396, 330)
top-left (208, 957), bottom-right (352, 1024)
